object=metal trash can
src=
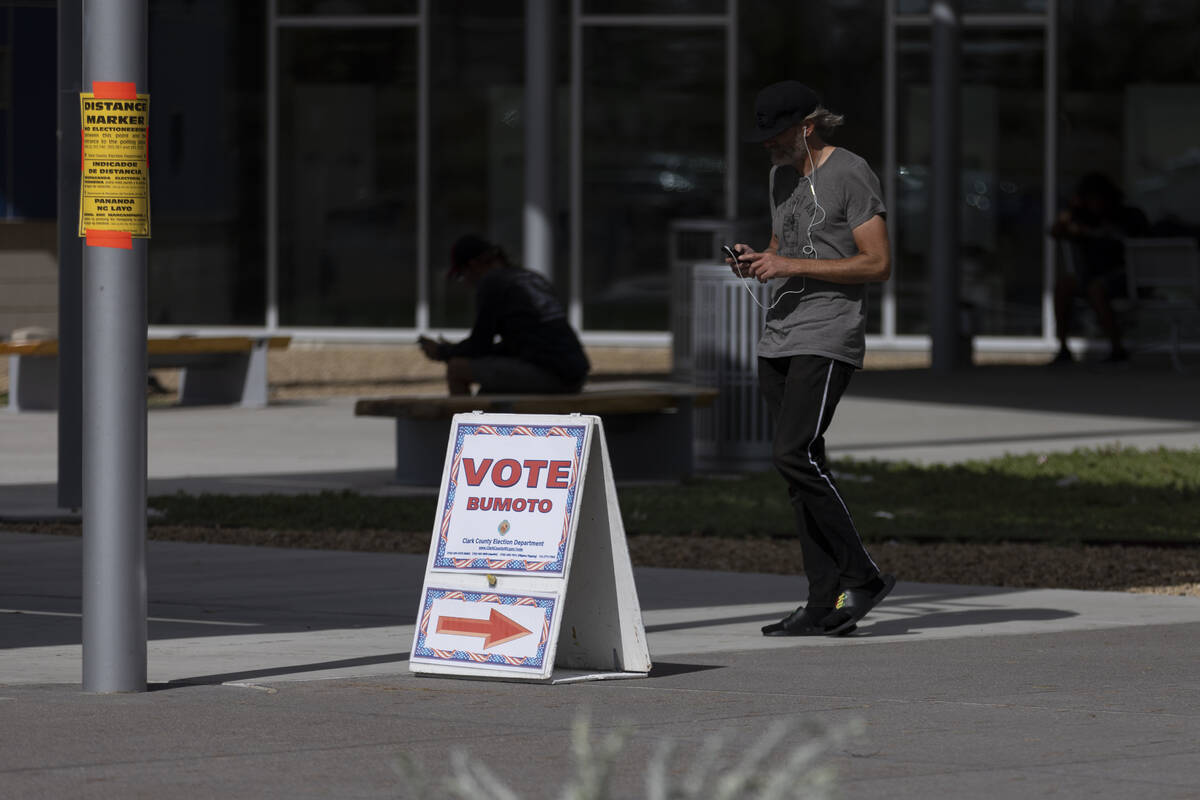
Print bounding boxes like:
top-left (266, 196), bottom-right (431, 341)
top-left (668, 218), bottom-right (759, 381)
top-left (689, 264), bottom-right (774, 473)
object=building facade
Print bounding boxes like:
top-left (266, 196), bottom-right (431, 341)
top-left (2, 0), bottom-right (1199, 351)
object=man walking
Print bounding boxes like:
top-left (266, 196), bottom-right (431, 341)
top-left (728, 81), bottom-right (895, 636)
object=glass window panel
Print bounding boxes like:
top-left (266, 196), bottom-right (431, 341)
top-left (147, 0), bottom-right (267, 325)
top-left (428, 2), bottom-right (530, 329)
top-left (277, 27), bottom-right (418, 327)
top-left (894, 28), bottom-right (1046, 337)
top-left (1059, 0), bottom-right (1200, 236)
top-left (582, 26), bottom-right (726, 331)
top-left (897, 1), bottom-right (1047, 13)
top-left (584, 0), bottom-right (726, 13)
top-left (5, 7), bottom-right (56, 220)
top-left (279, 1), bottom-right (419, 15)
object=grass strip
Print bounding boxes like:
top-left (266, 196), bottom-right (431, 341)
top-left (148, 445), bottom-right (1200, 546)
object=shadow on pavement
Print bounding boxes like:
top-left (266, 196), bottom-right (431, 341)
top-left (645, 612), bottom-right (784, 634)
top-left (853, 606), bottom-right (1077, 637)
top-left (149, 656), bottom-right (722, 691)
top-left (2, 534), bottom-right (1047, 653)
top-left (154, 651), bottom-right (412, 689)
top-left (647, 661), bottom-right (725, 678)
top-left (643, 605), bottom-right (1077, 637)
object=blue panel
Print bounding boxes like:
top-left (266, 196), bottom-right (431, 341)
top-left (12, 8), bottom-right (58, 219)
top-left (0, 110), bottom-right (8, 217)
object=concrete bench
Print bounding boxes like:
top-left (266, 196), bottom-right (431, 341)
top-left (354, 381), bottom-right (719, 485)
top-left (2, 335), bottom-right (291, 412)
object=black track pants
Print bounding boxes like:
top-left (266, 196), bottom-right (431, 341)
top-left (758, 355), bottom-right (880, 608)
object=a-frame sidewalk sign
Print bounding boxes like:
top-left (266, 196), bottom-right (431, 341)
top-left (409, 412), bottom-right (652, 683)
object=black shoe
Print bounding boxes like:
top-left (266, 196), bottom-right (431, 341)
top-left (762, 607), bottom-right (855, 637)
top-left (820, 574), bottom-right (896, 636)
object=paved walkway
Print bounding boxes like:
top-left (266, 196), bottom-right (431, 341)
top-left (2, 362), bottom-right (1199, 798)
top-left (4, 361), bottom-right (1200, 513)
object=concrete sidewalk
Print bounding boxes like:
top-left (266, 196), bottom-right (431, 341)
top-left (2, 363), bottom-right (1199, 797)
top-left (2, 531), bottom-right (1198, 798)
top-left (3, 362), bottom-right (1200, 514)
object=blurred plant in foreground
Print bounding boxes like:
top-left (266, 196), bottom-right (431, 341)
top-left (395, 712), bottom-right (862, 800)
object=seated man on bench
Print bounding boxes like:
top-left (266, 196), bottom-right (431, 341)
top-left (418, 234), bottom-right (590, 395)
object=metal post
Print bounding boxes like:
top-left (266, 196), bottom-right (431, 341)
top-left (416, 0), bottom-right (430, 330)
top-left (929, 0), bottom-right (964, 372)
top-left (81, 0), bottom-right (148, 693)
top-left (882, 0), bottom-right (898, 342)
top-left (58, 0), bottom-right (84, 510)
top-left (265, 0), bottom-right (279, 330)
top-left (724, 0), bottom-right (738, 221)
top-left (524, 0), bottom-right (554, 279)
top-left (568, 0), bottom-right (583, 330)
top-left (1042, 0), bottom-right (1058, 345)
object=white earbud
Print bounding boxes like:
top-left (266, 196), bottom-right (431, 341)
top-left (743, 145), bottom-right (826, 312)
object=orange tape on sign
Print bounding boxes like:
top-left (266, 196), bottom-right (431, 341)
top-left (86, 229), bottom-right (133, 250)
top-left (92, 81), bottom-right (137, 99)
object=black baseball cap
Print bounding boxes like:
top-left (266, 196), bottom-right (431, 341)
top-left (448, 234), bottom-right (496, 278)
top-left (746, 81), bottom-right (821, 142)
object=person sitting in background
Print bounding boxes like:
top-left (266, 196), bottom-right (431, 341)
top-left (418, 235), bottom-right (589, 395)
top-left (1050, 172), bottom-right (1149, 364)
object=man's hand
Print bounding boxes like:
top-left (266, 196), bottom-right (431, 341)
top-left (418, 334), bottom-right (445, 361)
top-left (739, 250), bottom-right (797, 282)
top-left (726, 244), bottom-right (754, 278)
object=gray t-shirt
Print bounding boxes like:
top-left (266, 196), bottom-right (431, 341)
top-left (756, 147), bottom-right (886, 369)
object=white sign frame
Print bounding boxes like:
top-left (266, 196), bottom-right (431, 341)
top-left (409, 412), bottom-right (652, 683)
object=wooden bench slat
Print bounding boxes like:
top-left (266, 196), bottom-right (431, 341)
top-left (1, 336), bottom-right (290, 358)
top-left (354, 383), bottom-right (718, 420)
top-left (358, 382), bottom-right (718, 484)
top-left (0, 340), bottom-right (60, 356)
top-left (146, 336), bottom-right (291, 356)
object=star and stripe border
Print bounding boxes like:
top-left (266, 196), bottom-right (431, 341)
top-left (432, 421), bottom-right (588, 575)
top-left (412, 587), bottom-right (556, 671)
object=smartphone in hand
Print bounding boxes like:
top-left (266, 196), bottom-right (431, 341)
top-left (721, 244), bottom-right (740, 264)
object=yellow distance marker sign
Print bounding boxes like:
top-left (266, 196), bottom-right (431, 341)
top-left (79, 82), bottom-right (150, 248)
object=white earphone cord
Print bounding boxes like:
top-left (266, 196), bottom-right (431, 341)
top-left (736, 132), bottom-right (826, 312)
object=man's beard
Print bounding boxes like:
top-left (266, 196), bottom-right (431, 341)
top-left (766, 136), bottom-right (802, 166)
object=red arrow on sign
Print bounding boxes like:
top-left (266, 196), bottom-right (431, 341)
top-left (436, 607), bottom-right (533, 649)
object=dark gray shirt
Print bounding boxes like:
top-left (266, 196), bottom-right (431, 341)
top-left (757, 147), bottom-right (886, 369)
